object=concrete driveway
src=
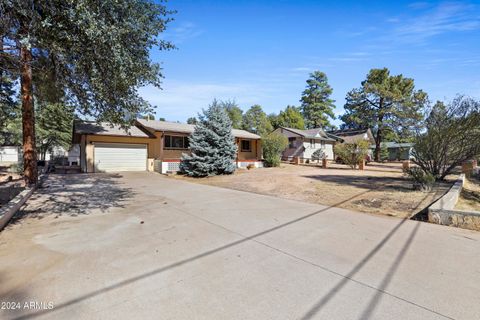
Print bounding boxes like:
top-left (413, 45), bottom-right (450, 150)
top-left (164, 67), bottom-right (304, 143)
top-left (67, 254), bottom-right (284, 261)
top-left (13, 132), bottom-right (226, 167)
top-left (0, 172), bottom-right (479, 320)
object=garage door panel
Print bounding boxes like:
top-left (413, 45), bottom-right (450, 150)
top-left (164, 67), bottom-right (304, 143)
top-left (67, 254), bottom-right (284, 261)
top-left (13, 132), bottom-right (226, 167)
top-left (94, 143), bottom-right (147, 172)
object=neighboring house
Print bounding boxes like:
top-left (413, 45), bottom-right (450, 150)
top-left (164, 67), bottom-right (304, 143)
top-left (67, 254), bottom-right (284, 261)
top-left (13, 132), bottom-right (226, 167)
top-left (43, 146), bottom-right (67, 161)
top-left (326, 128), bottom-right (375, 144)
top-left (371, 142), bottom-right (414, 161)
top-left (326, 128), bottom-right (376, 161)
top-left (72, 119), bottom-right (263, 174)
top-left (273, 127), bottom-right (336, 161)
top-left (0, 146), bottom-right (21, 164)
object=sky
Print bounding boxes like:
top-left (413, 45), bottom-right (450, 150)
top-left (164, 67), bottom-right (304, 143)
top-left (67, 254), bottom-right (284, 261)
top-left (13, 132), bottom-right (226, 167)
top-left (141, 0), bottom-right (480, 126)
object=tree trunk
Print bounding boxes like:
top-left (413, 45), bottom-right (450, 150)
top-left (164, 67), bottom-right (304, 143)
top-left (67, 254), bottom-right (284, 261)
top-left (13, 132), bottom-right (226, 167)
top-left (374, 100), bottom-right (384, 162)
top-left (20, 45), bottom-right (38, 186)
top-left (374, 128), bottom-right (382, 162)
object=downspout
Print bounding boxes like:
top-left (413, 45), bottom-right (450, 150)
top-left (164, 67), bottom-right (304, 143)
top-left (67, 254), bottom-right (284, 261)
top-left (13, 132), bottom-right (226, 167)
top-left (236, 138), bottom-right (239, 167)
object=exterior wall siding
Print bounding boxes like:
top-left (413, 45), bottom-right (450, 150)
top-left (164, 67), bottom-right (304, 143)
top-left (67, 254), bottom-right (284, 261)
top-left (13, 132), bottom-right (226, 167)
top-left (237, 139), bottom-right (260, 160)
top-left (302, 140), bottom-right (334, 160)
top-left (80, 130), bottom-right (262, 173)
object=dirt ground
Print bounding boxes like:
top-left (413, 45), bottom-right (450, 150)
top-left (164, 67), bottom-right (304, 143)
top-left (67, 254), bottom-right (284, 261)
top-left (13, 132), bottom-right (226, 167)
top-left (171, 162), bottom-right (453, 218)
top-left (456, 177), bottom-right (480, 212)
top-left (0, 167), bottom-right (24, 207)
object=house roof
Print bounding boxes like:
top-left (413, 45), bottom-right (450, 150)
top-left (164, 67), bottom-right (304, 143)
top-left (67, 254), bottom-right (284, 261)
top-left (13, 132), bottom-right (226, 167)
top-left (280, 127), bottom-right (335, 141)
top-left (327, 128), bottom-right (375, 143)
top-left (370, 142), bottom-right (414, 149)
top-left (73, 121), bottom-right (152, 138)
top-left (136, 119), bottom-right (261, 139)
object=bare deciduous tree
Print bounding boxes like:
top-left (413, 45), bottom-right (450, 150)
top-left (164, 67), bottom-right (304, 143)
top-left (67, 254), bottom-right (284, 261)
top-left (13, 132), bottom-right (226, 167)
top-left (411, 96), bottom-right (480, 180)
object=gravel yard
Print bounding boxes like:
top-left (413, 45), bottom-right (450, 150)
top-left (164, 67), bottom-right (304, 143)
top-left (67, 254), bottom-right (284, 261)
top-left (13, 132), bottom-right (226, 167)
top-left (171, 162), bottom-right (453, 218)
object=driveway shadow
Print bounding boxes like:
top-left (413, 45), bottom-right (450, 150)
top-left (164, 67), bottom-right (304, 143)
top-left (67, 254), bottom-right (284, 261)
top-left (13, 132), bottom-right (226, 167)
top-left (301, 174), bottom-right (413, 192)
top-left (0, 273), bottom-right (33, 320)
top-left (10, 174), bottom-right (134, 224)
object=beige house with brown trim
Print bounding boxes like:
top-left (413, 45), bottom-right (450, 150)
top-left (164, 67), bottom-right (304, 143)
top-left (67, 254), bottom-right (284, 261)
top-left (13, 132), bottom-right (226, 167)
top-left (72, 119), bottom-right (263, 174)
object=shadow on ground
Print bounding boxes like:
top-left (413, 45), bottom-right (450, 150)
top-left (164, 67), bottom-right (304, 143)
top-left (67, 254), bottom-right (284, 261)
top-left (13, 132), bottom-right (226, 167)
top-left (301, 174), bottom-right (413, 191)
top-left (0, 273), bottom-right (32, 320)
top-left (11, 188), bottom-right (425, 320)
top-left (10, 173), bottom-right (134, 224)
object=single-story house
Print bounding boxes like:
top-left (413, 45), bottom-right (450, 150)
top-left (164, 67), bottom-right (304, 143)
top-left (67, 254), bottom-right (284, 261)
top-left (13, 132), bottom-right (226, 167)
top-left (72, 119), bottom-right (263, 174)
top-left (370, 142), bottom-right (414, 161)
top-left (273, 127), bottom-right (337, 161)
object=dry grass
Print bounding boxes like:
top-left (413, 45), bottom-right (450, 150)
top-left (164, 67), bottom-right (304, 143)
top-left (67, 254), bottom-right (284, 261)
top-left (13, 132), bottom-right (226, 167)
top-left (170, 162), bottom-right (453, 219)
top-left (456, 178), bottom-right (480, 212)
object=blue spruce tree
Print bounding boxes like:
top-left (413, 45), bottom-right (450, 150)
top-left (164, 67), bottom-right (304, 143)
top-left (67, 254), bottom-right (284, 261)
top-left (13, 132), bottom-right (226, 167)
top-left (180, 100), bottom-right (237, 176)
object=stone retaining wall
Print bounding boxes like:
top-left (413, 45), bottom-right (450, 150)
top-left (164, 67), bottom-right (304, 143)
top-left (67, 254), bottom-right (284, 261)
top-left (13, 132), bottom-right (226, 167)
top-left (428, 174), bottom-right (480, 231)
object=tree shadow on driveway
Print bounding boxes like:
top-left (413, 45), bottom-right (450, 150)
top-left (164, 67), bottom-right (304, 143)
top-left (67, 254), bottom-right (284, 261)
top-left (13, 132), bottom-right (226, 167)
top-left (10, 187), bottom-right (425, 320)
top-left (9, 173), bottom-right (134, 224)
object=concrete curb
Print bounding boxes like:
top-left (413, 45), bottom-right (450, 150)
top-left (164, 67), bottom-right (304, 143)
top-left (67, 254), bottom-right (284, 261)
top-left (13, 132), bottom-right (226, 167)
top-left (0, 174), bottom-right (47, 231)
top-left (429, 174), bottom-right (465, 211)
top-left (428, 174), bottom-right (480, 231)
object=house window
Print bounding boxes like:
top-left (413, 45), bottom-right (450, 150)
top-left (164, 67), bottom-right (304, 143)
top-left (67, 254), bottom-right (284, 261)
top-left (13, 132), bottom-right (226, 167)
top-left (288, 137), bottom-right (296, 148)
top-left (310, 139), bottom-right (315, 148)
top-left (321, 141), bottom-right (325, 148)
top-left (241, 140), bottom-right (251, 152)
top-left (164, 135), bottom-right (189, 149)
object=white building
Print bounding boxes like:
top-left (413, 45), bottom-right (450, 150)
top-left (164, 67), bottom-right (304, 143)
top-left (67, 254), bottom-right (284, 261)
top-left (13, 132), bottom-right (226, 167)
top-left (273, 127), bottom-right (336, 161)
top-left (0, 146), bottom-right (21, 164)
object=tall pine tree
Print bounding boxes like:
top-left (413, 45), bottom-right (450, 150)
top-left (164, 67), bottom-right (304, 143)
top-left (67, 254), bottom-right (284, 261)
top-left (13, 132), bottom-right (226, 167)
top-left (1, 0), bottom-right (174, 185)
top-left (300, 71), bottom-right (336, 129)
top-left (180, 100), bottom-right (237, 177)
top-left (340, 68), bottom-right (427, 161)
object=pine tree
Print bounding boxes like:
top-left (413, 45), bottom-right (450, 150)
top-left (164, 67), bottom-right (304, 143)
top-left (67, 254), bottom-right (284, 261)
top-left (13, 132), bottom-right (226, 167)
top-left (1, 0), bottom-right (174, 185)
top-left (242, 104), bottom-right (273, 136)
top-left (380, 142), bottom-right (389, 162)
top-left (221, 100), bottom-right (243, 129)
top-left (300, 71), bottom-right (336, 129)
top-left (341, 68), bottom-right (427, 161)
top-left (180, 100), bottom-right (237, 177)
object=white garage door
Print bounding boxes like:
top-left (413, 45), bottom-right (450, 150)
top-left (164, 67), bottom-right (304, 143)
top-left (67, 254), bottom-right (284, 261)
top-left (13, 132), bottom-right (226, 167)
top-left (94, 143), bottom-right (147, 172)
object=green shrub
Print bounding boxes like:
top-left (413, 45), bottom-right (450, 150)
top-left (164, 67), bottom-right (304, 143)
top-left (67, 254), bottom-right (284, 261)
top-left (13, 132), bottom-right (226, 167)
top-left (380, 142), bottom-right (389, 162)
top-left (333, 139), bottom-right (370, 169)
top-left (406, 167), bottom-right (435, 192)
top-left (311, 149), bottom-right (326, 162)
top-left (9, 161), bottom-right (23, 174)
top-left (262, 132), bottom-right (288, 167)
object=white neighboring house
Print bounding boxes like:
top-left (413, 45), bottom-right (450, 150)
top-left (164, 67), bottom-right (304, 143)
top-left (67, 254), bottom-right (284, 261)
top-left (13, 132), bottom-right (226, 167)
top-left (0, 146), bottom-right (21, 164)
top-left (67, 144), bottom-right (80, 165)
top-left (273, 127), bottom-right (336, 161)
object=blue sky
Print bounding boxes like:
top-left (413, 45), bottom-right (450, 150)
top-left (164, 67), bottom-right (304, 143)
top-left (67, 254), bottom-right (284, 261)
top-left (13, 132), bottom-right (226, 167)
top-left (141, 0), bottom-right (480, 126)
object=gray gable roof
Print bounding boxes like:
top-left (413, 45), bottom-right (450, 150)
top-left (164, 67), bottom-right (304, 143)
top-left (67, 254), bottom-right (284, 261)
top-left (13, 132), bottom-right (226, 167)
top-left (327, 128), bottom-right (375, 143)
top-left (137, 119), bottom-right (261, 139)
top-left (280, 127), bottom-right (335, 141)
top-left (74, 121), bottom-right (151, 138)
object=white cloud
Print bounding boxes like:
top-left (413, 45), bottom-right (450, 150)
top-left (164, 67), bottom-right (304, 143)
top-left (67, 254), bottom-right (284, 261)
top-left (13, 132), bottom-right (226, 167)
top-left (328, 57), bottom-right (368, 62)
top-left (139, 81), bottom-right (271, 121)
top-left (291, 67), bottom-right (312, 72)
top-left (393, 2), bottom-right (480, 42)
top-left (407, 2), bottom-right (432, 10)
top-left (163, 22), bottom-right (203, 44)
